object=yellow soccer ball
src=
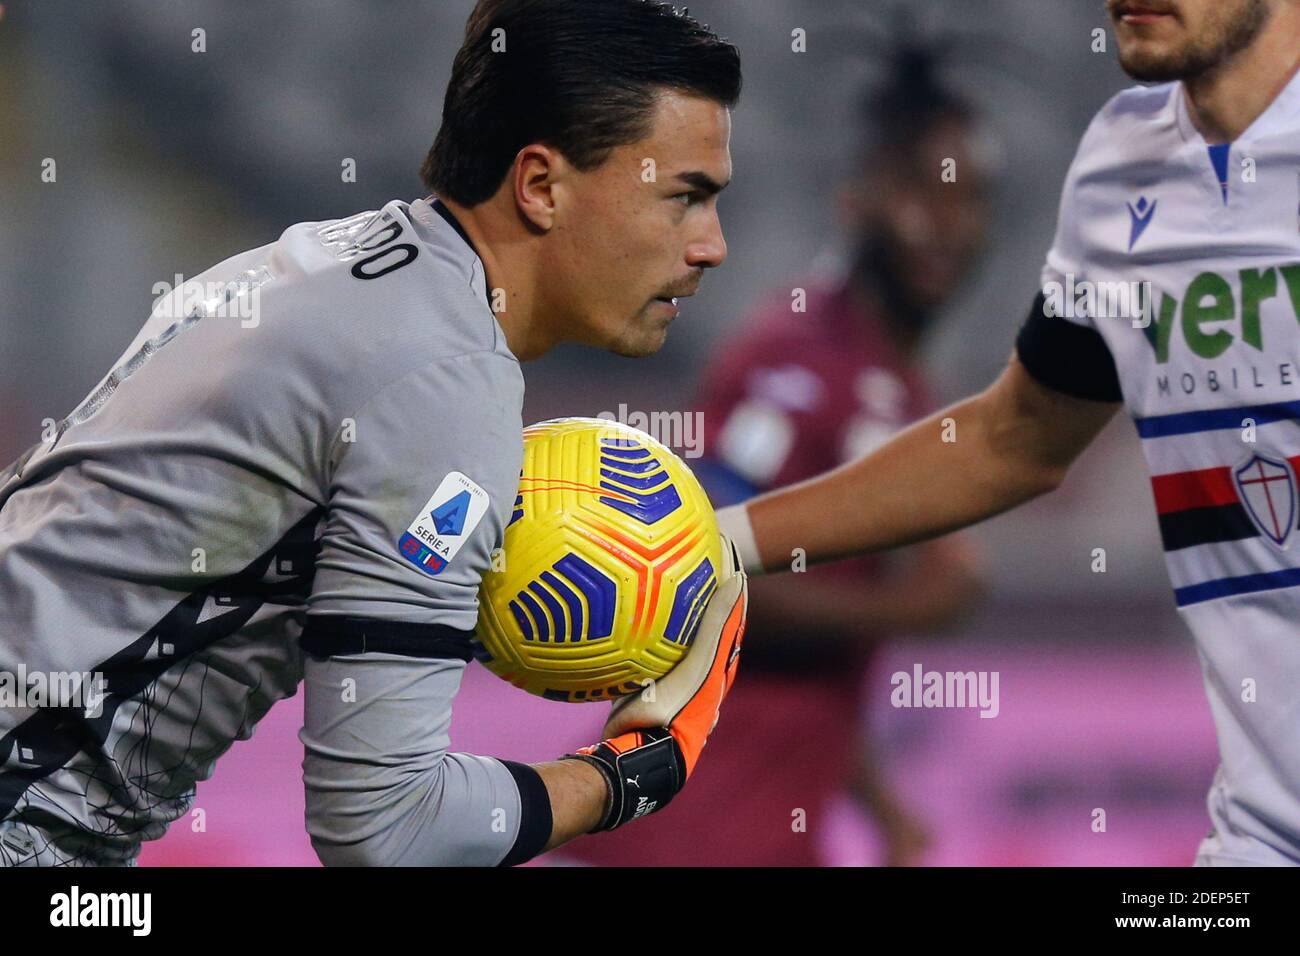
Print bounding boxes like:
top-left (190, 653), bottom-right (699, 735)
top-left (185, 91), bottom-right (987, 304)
top-left (475, 418), bottom-right (722, 702)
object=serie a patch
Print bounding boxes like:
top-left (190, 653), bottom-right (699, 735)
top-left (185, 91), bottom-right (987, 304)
top-left (397, 471), bottom-right (490, 576)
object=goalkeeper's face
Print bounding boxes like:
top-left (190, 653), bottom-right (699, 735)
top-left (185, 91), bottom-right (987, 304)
top-left (545, 91), bottom-right (732, 358)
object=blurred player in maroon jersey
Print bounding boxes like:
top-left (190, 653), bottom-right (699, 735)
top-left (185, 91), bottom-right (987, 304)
top-left (562, 48), bottom-right (992, 866)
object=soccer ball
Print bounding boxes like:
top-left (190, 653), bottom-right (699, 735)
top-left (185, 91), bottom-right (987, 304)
top-left (475, 417), bottom-right (722, 702)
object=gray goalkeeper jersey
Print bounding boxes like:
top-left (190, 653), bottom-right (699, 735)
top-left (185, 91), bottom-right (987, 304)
top-left (0, 198), bottom-right (529, 865)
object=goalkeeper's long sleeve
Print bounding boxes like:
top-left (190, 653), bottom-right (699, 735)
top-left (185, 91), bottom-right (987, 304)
top-left (300, 650), bottom-right (552, 867)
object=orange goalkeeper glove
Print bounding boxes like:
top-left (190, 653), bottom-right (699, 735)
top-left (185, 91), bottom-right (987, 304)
top-left (562, 533), bottom-right (747, 830)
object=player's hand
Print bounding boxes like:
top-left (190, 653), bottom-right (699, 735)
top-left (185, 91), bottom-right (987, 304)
top-left (602, 531), bottom-right (747, 762)
top-left (561, 533), bottom-right (747, 830)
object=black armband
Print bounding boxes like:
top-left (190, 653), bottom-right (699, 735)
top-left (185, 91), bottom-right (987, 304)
top-left (1015, 291), bottom-right (1123, 403)
top-left (497, 760), bottom-right (554, 867)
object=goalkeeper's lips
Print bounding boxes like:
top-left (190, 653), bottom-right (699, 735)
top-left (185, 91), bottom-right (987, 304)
top-left (652, 285), bottom-right (699, 317)
top-left (651, 296), bottom-right (681, 318)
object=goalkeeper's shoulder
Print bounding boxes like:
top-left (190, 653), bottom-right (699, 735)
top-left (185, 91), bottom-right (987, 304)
top-left (256, 199), bottom-right (519, 416)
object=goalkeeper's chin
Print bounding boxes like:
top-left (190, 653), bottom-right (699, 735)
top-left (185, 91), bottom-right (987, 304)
top-left (608, 299), bottom-right (678, 358)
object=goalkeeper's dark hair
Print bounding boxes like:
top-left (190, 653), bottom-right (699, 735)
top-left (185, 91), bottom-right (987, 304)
top-left (422, 0), bottom-right (742, 207)
top-left (861, 42), bottom-right (974, 169)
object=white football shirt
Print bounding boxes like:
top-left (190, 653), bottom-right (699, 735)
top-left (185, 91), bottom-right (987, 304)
top-left (1032, 70), bottom-right (1300, 865)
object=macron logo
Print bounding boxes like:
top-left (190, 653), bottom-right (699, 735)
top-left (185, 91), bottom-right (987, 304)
top-left (1127, 195), bottom-right (1157, 251)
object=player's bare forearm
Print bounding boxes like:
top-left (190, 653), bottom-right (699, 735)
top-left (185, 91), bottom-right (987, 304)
top-left (744, 356), bottom-right (1120, 571)
top-left (533, 759), bottom-right (608, 851)
top-left (743, 538), bottom-right (983, 650)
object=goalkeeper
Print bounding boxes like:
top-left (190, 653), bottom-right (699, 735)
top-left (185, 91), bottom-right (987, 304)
top-left (0, 0), bottom-right (744, 866)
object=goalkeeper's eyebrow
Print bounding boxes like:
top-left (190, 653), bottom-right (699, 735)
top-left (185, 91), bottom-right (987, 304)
top-left (674, 171), bottom-right (730, 197)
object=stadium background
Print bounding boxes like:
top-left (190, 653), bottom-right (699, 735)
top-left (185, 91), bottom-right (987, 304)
top-left (0, 0), bottom-right (1217, 865)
